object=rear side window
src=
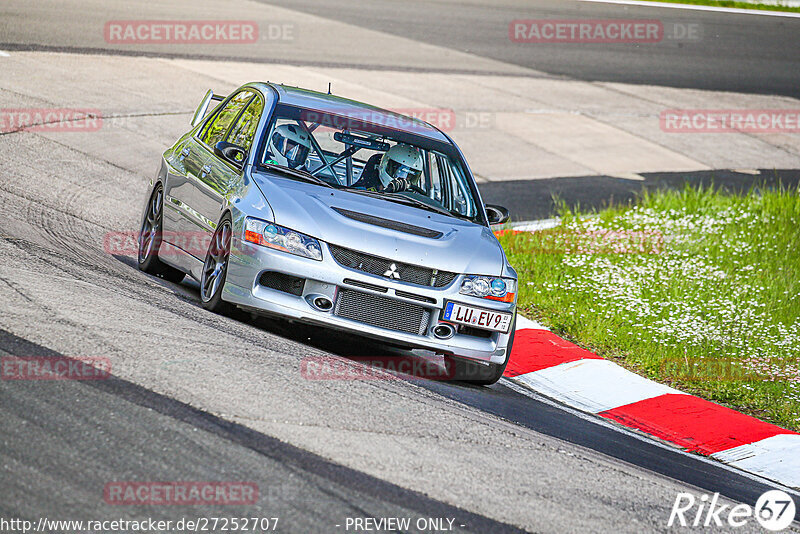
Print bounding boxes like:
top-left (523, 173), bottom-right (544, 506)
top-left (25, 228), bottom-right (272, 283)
top-left (226, 95), bottom-right (264, 152)
top-left (200, 91), bottom-right (253, 148)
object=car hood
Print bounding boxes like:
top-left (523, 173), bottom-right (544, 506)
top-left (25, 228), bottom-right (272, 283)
top-left (250, 172), bottom-right (505, 276)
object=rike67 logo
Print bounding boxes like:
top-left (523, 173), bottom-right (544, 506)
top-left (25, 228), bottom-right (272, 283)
top-left (668, 490), bottom-right (796, 531)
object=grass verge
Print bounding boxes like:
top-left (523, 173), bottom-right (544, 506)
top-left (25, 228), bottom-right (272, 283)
top-left (640, 0), bottom-right (800, 13)
top-left (499, 184), bottom-right (800, 430)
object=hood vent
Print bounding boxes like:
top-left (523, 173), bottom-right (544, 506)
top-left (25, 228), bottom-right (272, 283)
top-left (332, 207), bottom-right (443, 239)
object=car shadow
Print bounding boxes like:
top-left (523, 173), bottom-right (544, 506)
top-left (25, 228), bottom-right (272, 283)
top-left (112, 252), bottom-right (489, 386)
top-left (112, 252), bottom-right (468, 383)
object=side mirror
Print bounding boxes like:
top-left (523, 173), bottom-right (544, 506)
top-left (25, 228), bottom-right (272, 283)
top-left (485, 204), bottom-right (510, 225)
top-left (214, 141), bottom-right (247, 169)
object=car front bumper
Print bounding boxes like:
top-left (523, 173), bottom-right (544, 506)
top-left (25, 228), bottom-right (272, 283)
top-left (222, 237), bottom-right (515, 365)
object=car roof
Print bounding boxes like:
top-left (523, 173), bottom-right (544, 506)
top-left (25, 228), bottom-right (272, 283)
top-left (253, 82), bottom-right (451, 144)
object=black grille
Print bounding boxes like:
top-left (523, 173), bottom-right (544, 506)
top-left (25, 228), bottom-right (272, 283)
top-left (334, 289), bottom-right (431, 335)
top-left (259, 271), bottom-right (305, 296)
top-left (395, 290), bottom-right (436, 304)
top-left (433, 271), bottom-right (457, 287)
top-left (343, 278), bottom-right (388, 293)
top-left (457, 324), bottom-right (494, 338)
top-left (329, 244), bottom-right (457, 288)
top-left (333, 207), bottom-right (443, 239)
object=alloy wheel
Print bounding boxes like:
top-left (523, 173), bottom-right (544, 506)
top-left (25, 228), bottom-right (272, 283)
top-left (201, 221), bottom-right (232, 302)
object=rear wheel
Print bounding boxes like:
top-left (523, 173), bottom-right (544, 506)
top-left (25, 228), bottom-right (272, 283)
top-left (444, 315), bottom-right (516, 385)
top-left (200, 214), bottom-right (233, 314)
top-left (138, 184), bottom-right (185, 283)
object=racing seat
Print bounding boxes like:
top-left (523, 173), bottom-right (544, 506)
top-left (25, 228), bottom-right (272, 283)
top-left (353, 153), bottom-right (383, 189)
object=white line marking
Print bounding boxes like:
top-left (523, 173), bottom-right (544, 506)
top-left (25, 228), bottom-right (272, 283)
top-left (610, 172), bottom-right (646, 181)
top-left (0, 51), bottom-right (10, 57)
top-left (501, 378), bottom-right (800, 495)
top-left (499, 218), bottom-right (561, 233)
top-left (511, 359), bottom-right (683, 413)
top-left (712, 434), bottom-right (800, 489)
top-left (577, 0), bottom-right (800, 18)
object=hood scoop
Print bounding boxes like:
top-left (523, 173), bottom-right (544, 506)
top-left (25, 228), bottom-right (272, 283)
top-left (332, 207), bottom-right (443, 239)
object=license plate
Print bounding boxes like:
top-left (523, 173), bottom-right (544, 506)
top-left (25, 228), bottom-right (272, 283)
top-left (442, 302), bottom-right (513, 333)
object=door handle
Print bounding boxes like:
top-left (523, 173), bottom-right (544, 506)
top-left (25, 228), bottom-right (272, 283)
top-left (201, 164), bottom-right (211, 177)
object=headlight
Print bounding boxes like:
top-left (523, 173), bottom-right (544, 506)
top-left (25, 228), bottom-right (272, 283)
top-left (460, 275), bottom-right (517, 303)
top-left (244, 217), bottom-right (323, 261)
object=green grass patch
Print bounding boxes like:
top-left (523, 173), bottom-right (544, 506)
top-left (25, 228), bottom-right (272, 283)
top-left (500, 184), bottom-right (800, 430)
top-left (640, 0), bottom-right (800, 13)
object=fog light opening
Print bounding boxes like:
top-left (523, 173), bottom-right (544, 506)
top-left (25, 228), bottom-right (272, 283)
top-left (433, 324), bottom-right (455, 340)
top-left (312, 296), bottom-right (333, 311)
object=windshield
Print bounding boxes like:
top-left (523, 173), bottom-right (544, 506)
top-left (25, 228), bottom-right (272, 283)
top-left (256, 104), bottom-right (483, 223)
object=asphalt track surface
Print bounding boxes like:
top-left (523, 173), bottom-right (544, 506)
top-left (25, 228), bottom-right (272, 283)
top-left (0, 331), bottom-right (524, 534)
top-left (260, 0), bottom-right (800, 98)
top-left (2, 1), bottom-right (800, 532)
top-left (2, 0), bottom-right (800, 97)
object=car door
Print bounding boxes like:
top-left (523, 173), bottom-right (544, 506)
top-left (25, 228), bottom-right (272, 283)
top-left (162, 135), bottom-right (211, 239)
top-left (171, 90), bottom-right (253, 258)
top-left (196, 92), bottom-right (265, 240)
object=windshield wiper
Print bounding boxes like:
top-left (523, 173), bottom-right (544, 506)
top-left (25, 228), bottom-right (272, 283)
top-left (383, 193), bottom-right (454, 217)
top-left (351, 189), bottom-right (470, 220)
top-left (260, 163), bottom-right (338, 188)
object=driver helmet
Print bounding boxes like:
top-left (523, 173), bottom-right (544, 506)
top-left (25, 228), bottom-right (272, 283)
top-left (378, 143), bottom-right (423, 188)
top-left (269, 124), bottom-right (311, 169)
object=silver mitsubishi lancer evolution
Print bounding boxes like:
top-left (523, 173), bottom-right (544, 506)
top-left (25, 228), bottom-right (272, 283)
top-left (138, 82), bottom-right (517, 384)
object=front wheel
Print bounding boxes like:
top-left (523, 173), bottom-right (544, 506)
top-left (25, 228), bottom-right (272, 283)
top-left (444, 315), bottom-right (515, 385)
top-left (200, 214), bottom-right (233, 314)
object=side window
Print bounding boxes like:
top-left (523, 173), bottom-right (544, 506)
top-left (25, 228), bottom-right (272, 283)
top-left (200, 91), bottom-right (253, 148)
top-left (226, 95), bottom-right (264, 152)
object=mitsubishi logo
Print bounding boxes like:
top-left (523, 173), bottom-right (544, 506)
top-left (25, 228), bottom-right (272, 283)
top-left (383, 263), bottom-right (401, 279)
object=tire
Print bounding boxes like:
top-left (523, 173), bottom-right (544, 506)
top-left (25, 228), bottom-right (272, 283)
top-left (138, 184), bottom-right (185, 283)
top-left (444, 315), bottom-right (516, 386)
top-left (200, 213), bottom-right (233, 314)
